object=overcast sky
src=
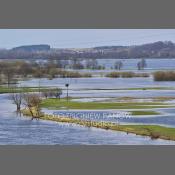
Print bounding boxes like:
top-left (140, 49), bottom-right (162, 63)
top-left (0, 29), bottom-right (175, 49)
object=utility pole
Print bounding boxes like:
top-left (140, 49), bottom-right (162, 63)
top-left (65, 83), bottom-right (69, 102)
top-left (38, 65), bottom-right (41, 96)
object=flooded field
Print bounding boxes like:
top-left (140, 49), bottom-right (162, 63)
top-left (19, 76), bottom-right (175, 99)
top-left (2, 58), bottom-right (175, 144)
top-left (19, 76), bottom-right (175, 88)
top-left (42, 108), bottom-right (175, 128)
top-left (1, 94), bottom-right (174, 145)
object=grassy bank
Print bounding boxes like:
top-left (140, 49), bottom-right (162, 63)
top-left (22, 108), bottom-right (175, 141)
top-left (0, 86), bottom-right (51, 94)
top-left (41, 98), bottom-right (172, 110)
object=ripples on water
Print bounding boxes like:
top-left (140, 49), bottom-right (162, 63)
top-left (0, 94), bottom-right (174, 144)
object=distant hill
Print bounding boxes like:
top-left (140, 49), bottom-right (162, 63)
top-left (92, 41), bottom-right (175, 58)
top-left (0, 41), bottom-right (175, 59)
top-left (12, 44), bottom-right (51, 52)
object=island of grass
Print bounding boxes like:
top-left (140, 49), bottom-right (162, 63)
top-left (129, 110), bottom-right (160, 115)
top-left (22, 108), bottom-right (175, 141)
top-left (41, 98), bottom-right (173, 110)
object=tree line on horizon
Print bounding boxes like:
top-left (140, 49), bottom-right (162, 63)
top-left (0, 41), bottom-right (175, 59)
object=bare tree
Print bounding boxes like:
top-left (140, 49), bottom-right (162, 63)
top-left (141, 58), bottom-right (147, 68)
top-left (137, 58), bottom-right (147, 70)
top-left (23, 93), bottom-right (42, 120)
top-left (114, 61), bottom-right (123, 70)
top-left (9, 88), bottom-right (23, 112)
top-left (52, 88), bottom-right (62, 99)
top-left (85, 59), bottom-right (98, 69)
top-left (137, 61), bottom-right (142, 70)
top-left (2, 66), bottom-right (16, 88)
top-left (41, 89), bottom-right (49, 99)
top-left (71, 58), bottom-right (84, 69)
top-left (41, 88), bottom-right (62, 99)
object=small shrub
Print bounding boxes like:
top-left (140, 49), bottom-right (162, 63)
top-left (150, 132), bottom-right (160, 139)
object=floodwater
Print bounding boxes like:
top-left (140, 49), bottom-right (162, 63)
top-left (0, 94), bottom-right (174, 144)
top-left (2, 58), bottom-right (175, 144)
top-left (19, 77), bottom-right (175, 98)
top-left (19, 77), bottom-right (175, 89)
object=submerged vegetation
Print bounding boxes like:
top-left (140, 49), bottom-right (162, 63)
top-left (0, 60), bottom-right (93, 87)
top-left (106, 71), bottom-right (149, 78)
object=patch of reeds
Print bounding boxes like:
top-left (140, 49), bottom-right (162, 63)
top-left (106, 72), bottom-right (149, 78)
top-left (153, 71), bottom-right (175, 81)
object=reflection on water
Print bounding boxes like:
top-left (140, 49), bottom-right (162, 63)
top-left (97, 58), bottom-right (175, 70)
top-left (0, 94), bottom-right (174, 144)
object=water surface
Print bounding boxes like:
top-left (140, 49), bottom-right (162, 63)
top-left (0, 94), bottom-right (174, 145)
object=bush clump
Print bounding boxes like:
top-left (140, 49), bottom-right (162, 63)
top-left (154, 71), bottom-right (175, 81)
top-left (120, 72), bottom-right (135, 78)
